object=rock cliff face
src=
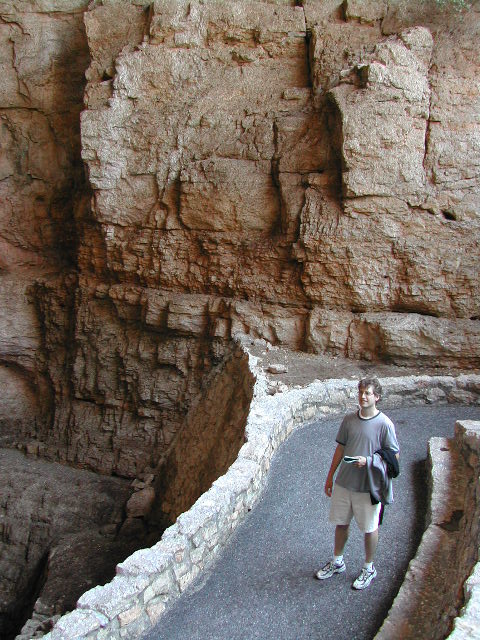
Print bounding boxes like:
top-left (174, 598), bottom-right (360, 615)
top-left (0, 450), bottom-right (132, 638)
top-left (1, 0), bottom-right (480, 635)
top-left (1, 0), bottom-right (479, 476)
top-left (71, 0), bottom-right (480, 475)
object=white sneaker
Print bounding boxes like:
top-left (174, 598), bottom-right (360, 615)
top-left (352, 565), bottom-right (377, 589)
top-left (315, 559), bottom-right (346, 580)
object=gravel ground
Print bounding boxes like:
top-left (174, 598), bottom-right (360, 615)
top-left (143, 404), bottom-right (480, 640)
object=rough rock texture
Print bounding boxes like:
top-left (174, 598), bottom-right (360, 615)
top-left (1, 0), bottom-right (480, 636)
top-left (375, 421), bottom-right (480, 640)
top-left (150, 343), bottom-right (254, 528)
top-left (35, 365), bottom-right (480, 640)
top-left (0, 449), bottom-right (131, 639)
top-left (0, 0), bottom-right (90, 449)
top-left (1, 0), bottom-right (478, 474)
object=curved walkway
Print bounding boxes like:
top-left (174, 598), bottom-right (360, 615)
top-left (143, 404), bottom-right (480, 640)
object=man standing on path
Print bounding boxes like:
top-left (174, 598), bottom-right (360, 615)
top-left (316, 377), bottom-right (399, 590)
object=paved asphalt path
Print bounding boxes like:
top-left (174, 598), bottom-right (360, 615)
top-left (143, 404), bottom-right (480, 640)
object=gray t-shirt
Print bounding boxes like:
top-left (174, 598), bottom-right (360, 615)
top-left (334, 410), bottom-right (399, 493)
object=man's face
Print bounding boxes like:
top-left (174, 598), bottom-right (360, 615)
top-left (358, 385), bottom-right (378, 410)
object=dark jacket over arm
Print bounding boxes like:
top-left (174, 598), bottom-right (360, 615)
top-left (365, 448), bottom-right (400, 507)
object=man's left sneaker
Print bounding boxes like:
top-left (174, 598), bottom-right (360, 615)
top-left (352, 565), bottom-right (377, 590)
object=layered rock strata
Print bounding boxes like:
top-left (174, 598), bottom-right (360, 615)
top-left (0, 0), bottom-right (90, 450)
top-left (1, 0), bottom-right (480, 636)
top-left (57, 0), bottom-right (480, 480)
top-left (1, 0), bottom-right (479, 477)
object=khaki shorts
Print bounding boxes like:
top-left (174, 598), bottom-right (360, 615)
top-left (329, 484), bottom-right (381, 533)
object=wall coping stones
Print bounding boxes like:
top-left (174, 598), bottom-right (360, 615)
top-left (39, 341), bottom-right (480, 640)
top-left (374, 420), bottom-right (480, 640)
top-left (116, 546), bottom-right (174, 578)
top-left (77, 576), bottom-right (151, 621)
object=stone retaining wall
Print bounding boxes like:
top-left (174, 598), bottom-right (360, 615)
top-left (447, 421), bottom-right (480, 639)
top-left (38, 342), bottom-right (480, 640)
top-left (374, 420), bottom-right (480, 640)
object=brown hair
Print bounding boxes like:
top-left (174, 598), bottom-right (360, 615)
top-left (358, 377), bottom-right (382, 401)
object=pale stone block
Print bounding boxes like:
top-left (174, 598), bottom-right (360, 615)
top-left (461, 591), bottom-right (480, 623)
top-left (77, 576), bottom-right (149, 621)
top-left (191, 530), bottom-right (204, 547)
top-left (118, 613), bottom-right (149, 639)
top-left (238, 433), bottom-right (271, 463)
top-left (96, 625), bottom-right (121, 640)
top-left (213, 458), bottom-right (258, 497)
top-left (50, 609), bottom-right (107, 638)
top-left (146, 598), bottom-right (166, 625)
top-left (176, 502), bottom-right (219, 538)
top-left (203, 522), bottom-right (219, 541)
top-left (178, 566), bottom-right (200, 592)
top-left (150, 571), bottom-right (177, 597)
top-left (173, 560), bottom-right (191, 580)
top-left (449, 616), bottom-right (480, 638)
top-left (303, 405), bottom-right (316, 421)
top-left (207, 535), bottom-right (221, 551)
top-left (465, 562), bottom-right (480, 590)
top-left (190, 546), bottom-right (205, 565)
top-left (118, 604), bottom-right (142, 627)
top-left (116, 546), bottom-right (173, 577)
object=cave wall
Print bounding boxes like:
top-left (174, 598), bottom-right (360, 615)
top-left (80, 0), bottom-right (480, 316)
top-left (0, 0), bottom-right (90, 448)
top-left (1, 2), bottom-right (479, 635)
top-left (149, 342), bottom-right (255, 529)
top-left (0, 448), bottom-right (131, 639)
top-left (0, 0), bottom-right (479, 481)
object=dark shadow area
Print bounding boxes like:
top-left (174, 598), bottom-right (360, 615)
top-left (149, 346), bottom-right (255, 531)
top-left (408, 458), bottom-right (428, 556)
top-left (3, 551), bottom-right (49, 640)
top-left (0, 449), bottom-right (132, 639)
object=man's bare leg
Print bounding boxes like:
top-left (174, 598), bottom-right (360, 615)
top-left (316, 524), bottom-right (350, 579)
top-left (334, 524), bottom-right (349, 556)
top-left (364, 529), bottom-right (378, 563)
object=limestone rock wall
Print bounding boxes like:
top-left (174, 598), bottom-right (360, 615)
top-left (80, 0), bottom-right (480, 356)
top-left (0, 449), bottom-right (130, 639)
top-left (2, 2), bottom-right (479, 636)
top-left (39, 280), bottom-right (232, 478)
top-left (0, 0), bottom-right (90, 448)
top-left (1, 0), bottom-right (480, 486)
top-left (66, 0), bottom-right (480, 480)
top-left (150, 342), bottom-right (255, 529)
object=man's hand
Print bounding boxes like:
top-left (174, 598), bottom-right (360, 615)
top-left (354, 456), bottom-right (367, 467)
top-left (324, 476), bottom-right (333, 497)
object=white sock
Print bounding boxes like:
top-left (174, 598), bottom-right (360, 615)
top-left (364, 561), bottom-right (373, 571)
top-left (334, 555), bottom-right (343, 565)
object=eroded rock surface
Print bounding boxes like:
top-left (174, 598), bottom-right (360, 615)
top-left (0, 449), bottom-right (131, 639)
top-left (1, 0), bottom-right (480, 636)
top-left (0, 0), bottom-right (478, 474)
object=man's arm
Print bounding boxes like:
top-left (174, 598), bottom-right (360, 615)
top-left (324, 443), bottom-right (344, 497)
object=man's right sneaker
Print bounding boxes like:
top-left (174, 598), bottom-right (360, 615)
top-left (315, 559), bottom-right (346, 580)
